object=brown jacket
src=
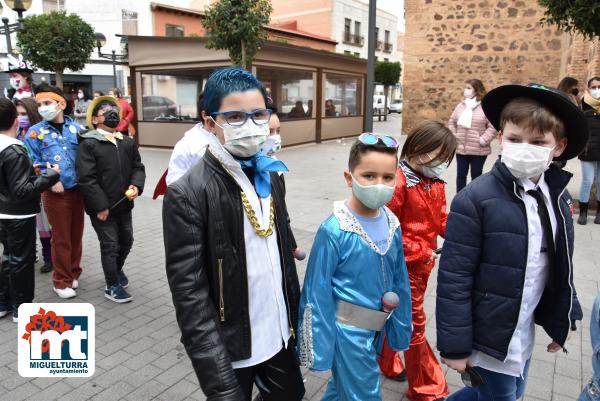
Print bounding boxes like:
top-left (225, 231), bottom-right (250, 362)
top-left (448, 101), bottom-right (497, 156)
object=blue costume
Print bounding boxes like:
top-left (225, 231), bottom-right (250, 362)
top-left (23, 117), bottom-right (81, 189)
top-left (297, 201), bottom-right (412, 401)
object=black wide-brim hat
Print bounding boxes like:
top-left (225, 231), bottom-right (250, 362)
top-left (482, 84), bottom-right (590, 161)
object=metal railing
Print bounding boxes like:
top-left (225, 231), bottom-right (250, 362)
top-left (342, 32), bottom-right (365, 46)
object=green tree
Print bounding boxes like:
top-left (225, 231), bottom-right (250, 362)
top-left (203, 0), bottom-right (273, 68)
top-left (375, 61), bottom-right (402, 121)
top-left (538, 0), bottom-right (600, 39)
top-left (17, 11), bottom-right (96, 89)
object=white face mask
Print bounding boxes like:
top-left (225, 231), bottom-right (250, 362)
top-left (77, 93), bottom-right (84, 99)
top-left (260, 134), bottom-right (282, 156)
top-left (501, 142), bottom-right (555, 179)
top-left (590, 88), bottom-right (600, 100)
top-left (351, 175), bottom-right (396, 209)
top-left (464, 88), bottom-right (475, 99)
top-left (38, 104), bottom-right (60, 122)
top-left (214, 118), bottom-right (269, 158)
top-left (422, 162), bottom-right (449, 178)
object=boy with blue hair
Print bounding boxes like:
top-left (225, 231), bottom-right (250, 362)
top-left (163, 67), bottom-right (305, 401)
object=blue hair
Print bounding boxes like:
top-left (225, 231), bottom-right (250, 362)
top-left (203, 67), bottom-right (267, 115)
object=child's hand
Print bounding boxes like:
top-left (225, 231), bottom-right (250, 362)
top-left (442, 357), bottom-right (469, 373)
top-left (428, 249), bottom-right (438, 263)
top-left (126, 185), bottom-right (139, 200)
top-left (547, 341), bottom-right (562, 353)
top-left (97, 209), bottom-right (109, 221)
top-left (51, 181), bottom-right (64, 194)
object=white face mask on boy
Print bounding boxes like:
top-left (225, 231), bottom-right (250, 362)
top-left (501, 142), bottom-right (554, 179)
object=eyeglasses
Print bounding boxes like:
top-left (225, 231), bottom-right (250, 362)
top-left (358, 133), bottom-right (399, 148)
top-left (211, 109), bottom-right (272, 126)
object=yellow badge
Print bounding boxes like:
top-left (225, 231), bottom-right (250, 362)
top-left (37, 133), bottom-right (44, 140)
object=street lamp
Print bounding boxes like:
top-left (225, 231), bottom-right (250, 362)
top-left (0, 0), bottom-right (33, 54)
top-left (95, 32), bottom-right (128, 88)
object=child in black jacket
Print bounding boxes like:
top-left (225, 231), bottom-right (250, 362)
top-left (76, 96), bottom-right (145, 303)
top-left (0, 98), bottom-right (60, 322)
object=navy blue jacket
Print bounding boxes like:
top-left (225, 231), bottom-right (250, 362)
top-left (436, 159), bottom-right (583, 361)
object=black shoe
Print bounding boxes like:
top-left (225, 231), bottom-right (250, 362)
top-left (387, 371), bottom-right (407, 382)
top-left (40, 262), bottom-right (53, 273)
top-left (577, 202), bottom-right (588, 225)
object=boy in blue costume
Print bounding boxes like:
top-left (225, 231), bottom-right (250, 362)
top-left (297, 134), bottom-right (412, 401)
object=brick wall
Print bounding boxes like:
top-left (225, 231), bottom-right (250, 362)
top-left (402, 0), bottom-right (567, 132)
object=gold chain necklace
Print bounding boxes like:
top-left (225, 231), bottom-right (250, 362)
top-left (240, 191), bottom-right (275, 237)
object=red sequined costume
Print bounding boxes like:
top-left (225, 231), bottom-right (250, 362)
top-left (379, 161), bottom-right (449, 401)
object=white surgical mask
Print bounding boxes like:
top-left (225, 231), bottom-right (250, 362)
top-left (214, 118), bottom-right (269, 158)
top-left (260, 134), bottom-right (282, 155)
top-left (422, 162), bottom-right (449, 178)
top-left (351, 176), bottom-right (396, 209)
top-left (464, 88), bottom-right (475, 99)
top-left (501, 142), bottom-right (554, 179)
top-left (590, 88), bottom-right (600, 100)
top-left (38, 104), bottom-right (60, 122)
top-left (77, 93), bottom-right (84, 99)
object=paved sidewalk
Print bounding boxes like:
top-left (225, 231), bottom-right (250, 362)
top-left (0, 114), bottom-right (597, 400)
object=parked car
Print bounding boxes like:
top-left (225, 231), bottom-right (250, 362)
top-left (142, 96), bottom-right (177, 120)
top-left (373, 95), bottom-right (386, 114)
top-left (388, 99), bottom-right (403, 114)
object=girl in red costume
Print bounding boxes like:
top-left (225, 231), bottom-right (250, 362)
top-left (379, 120), bottom-right (457, 401)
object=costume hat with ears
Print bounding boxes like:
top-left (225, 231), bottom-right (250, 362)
top-left (4, 54), bottom-right (34, 74)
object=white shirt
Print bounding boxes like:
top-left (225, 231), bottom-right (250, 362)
top-left (470, 174), bottom-right (556, 377)
top-left (166, 124), bottom-right (211, 185)
top-left (208, 141), bottom-right (290, 369)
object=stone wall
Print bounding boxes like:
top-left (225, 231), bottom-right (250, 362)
top-left (402, 0), bottom-right (568, 132)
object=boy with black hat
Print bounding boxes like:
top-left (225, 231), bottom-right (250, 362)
top-left (76, 96), bottom-right (145, 303)
top-left (437, 84), bottom-right (587, 401)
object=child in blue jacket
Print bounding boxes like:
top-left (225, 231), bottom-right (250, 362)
top-left (437, 84), bottom-right (586, 401)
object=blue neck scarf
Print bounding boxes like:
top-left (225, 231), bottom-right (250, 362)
top-left (238, 152), bottom-right (288, 198)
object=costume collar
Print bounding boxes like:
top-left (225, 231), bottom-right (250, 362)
top-left (332, 200), bottom-right (399, 255)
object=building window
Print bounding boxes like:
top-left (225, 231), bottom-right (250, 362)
top-left (354, 21), bottom-right (361, 37)
top-left (344, 50), bottom-right (351, 55)
top-left (141, 70), bottom-right (214, 121)
top-left (166, 25), bottom-right (185, 37)
top-left (257, 67), bottom-right (314, 120)
top-left (354, 52), bottom-right (360, 57)
top-left (375, 27), bottom-right (379, 40)
top-left (384, 30), bottom-right (393, 53)
top-left (344, 18), bottom-right (351, 42)
top-left (43, 0), bottom-right (64, 12)
top-left (325, 74), bottom-right (362, 117)
top-left (122, 10), bottom-right (138, 36)
top-left (384, 58), bottom-right (389, 62)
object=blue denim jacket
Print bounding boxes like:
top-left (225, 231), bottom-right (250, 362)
top-left (579, 292), bottom-right (600, 401)
top-left (23, 117), bottom-right (81, 189)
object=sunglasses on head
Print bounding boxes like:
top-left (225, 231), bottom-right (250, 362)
top-left (358, 133), bottom-right (399, 149)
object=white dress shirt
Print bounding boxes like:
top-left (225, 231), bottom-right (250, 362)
top-left (470, 173), bottom-right (556, 377)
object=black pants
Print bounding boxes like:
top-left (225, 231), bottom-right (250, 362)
top-left (90, 210), bottom-right (133, 287)
top-left (456, 154), bottom-right (487, 192)
top-left (0, 217), bottom-right (36, 311)
top-left (235, 343), bottom-right (305, 401)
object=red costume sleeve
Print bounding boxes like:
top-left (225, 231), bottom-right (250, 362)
top-left (440, 189), bottom-right (448, 238)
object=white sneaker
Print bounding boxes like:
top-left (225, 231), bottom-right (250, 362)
top-left (54, 287), bottom-right (76, 299)
top-left (72, 280), bottom-right (79, 289)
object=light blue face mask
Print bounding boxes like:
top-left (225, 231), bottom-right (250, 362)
top-left (422, 162), bottom-right (449, 178)
top-left (351, 176), bottom-right (396, 209)
top-left (38, 104), bottom-right (60, 122)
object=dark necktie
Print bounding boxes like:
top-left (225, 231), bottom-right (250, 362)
top-left (526, 188), bottom-right (555, 291)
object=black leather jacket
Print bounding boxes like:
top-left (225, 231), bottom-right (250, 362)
top-left (163, 150), bottom-right (300, 401)
top-left (0, 143), bottom-right (59, 216)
